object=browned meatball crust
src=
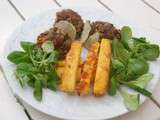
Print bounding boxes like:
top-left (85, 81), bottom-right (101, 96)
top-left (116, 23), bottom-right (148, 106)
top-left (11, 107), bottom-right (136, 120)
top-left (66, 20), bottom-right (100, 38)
top-left (91, 21), bottom-right (120, 39)
top-left (37, 27), bottom-right (71, 59)
top-left (56, 9), bottom-right (84, 34)
top-left (37, 27), bottom-right (66, 48)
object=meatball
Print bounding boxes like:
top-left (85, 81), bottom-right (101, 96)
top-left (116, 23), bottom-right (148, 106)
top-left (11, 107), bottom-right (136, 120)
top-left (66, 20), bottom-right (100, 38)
top-left (91, 21), bottom-right (120, 39)
top-left (58, 39), bottom-right (72, 59)
top-left (37, 27), bottom-right (66, 48)
top-left (56, 9), bottom-right (84, 34)
top-left (37, 27), bottom-right (71, 59)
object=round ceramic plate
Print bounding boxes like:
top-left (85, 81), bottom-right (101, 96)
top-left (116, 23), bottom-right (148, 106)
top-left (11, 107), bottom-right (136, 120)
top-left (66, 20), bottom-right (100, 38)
top-left (1, 7), bottom-right (160, 120)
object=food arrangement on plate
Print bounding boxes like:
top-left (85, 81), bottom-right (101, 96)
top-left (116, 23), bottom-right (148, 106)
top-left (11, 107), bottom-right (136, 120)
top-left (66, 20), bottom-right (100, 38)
top-left (7, 9), bottom-right (159, 111)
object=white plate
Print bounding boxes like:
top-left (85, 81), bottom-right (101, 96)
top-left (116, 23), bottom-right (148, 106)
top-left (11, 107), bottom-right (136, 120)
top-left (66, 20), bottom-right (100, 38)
top-left (1, 7), bottom-right (160, 120)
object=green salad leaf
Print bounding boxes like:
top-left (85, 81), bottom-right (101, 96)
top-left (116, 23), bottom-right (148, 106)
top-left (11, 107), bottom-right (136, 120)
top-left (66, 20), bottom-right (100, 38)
top-left (7, 51), bottom-right (30, 64)
top-left (34, 79), bottom-right (42, 101)
top-left (34, 74), bottom-right (48, 88)
top-left (135, 44), bottom-right (159, 61)
top-left (16, 63), bottom-right (39, 75)
top-left (132, 37), bottom-right (147, 46)
top-left (128, 73), bottom-right (153, 88)
top-left (108, 77), bottom-right (119, 96)
top-left (121, 26), bottom-right (132, 50)
top-left (120, 90), bottom-right (140, 111)
top-left (16, 73), bottom-right (30, 88)
top-left (127, 58), bottom-right (149, 80)
top-left (112, 38), bottom-right (131, 64)
top-left (20, 41), bottom-right (35, 52)
top-left (112, 59), bottom-right (125, 71)
top-left (110, 59), bottom-right (125, 76)
top-left (47, 69), bottom-right (59, 91)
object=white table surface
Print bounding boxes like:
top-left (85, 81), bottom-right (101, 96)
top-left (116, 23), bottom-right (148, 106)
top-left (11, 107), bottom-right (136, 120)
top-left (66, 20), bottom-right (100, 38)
top-left (0, 0), bottom-right (160, 120)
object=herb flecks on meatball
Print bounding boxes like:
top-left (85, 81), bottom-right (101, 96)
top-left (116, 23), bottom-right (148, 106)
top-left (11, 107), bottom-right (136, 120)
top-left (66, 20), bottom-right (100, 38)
top-left (37, 27), bottom-right (72, 59)
top-left (37, 27), bottom-right (66, 48)
top-left (56, 9), bottom-right (84, 34)
top-left (91, 21), bottom-right (120, 39)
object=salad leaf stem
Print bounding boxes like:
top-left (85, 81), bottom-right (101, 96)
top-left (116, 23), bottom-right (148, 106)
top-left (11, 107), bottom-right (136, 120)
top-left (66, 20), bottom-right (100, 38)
top-left (117, 80), bottom-right (152, 97)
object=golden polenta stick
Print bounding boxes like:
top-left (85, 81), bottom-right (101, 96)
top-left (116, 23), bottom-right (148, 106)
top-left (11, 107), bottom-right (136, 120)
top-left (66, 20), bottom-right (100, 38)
top-left (57, 67), bottom-right (81, 81)
top-left (76, 67), bottom-right (82, 82)
top-left (77, 42), bottom-right (99, 95)
top-left (57, 60), bottom-right (66, 67)
top-left (57, 59), bottom-right (83, 67)
top-left (56, 67), bottom-right (64, 77)
top-left (93, 39), bottom-right (111, 96)
top-left (60, 41), bottom-right (82, 93)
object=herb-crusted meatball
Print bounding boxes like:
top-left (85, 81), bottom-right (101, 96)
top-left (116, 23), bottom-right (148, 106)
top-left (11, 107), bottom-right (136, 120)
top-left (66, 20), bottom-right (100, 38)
top-left (56, 9), bottom-right (84, 34)
top-left (37, 27), bottom-right (66, 48)
top-left (91, 21), bottom-right (120, 39)
top-left (37, 27), bottom-right (71, 59)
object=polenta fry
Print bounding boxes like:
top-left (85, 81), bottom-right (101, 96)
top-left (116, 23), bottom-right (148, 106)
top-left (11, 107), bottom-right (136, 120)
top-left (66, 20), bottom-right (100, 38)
top-left (60, 41), bottom-right (82, 93)
top-left (57, 60), bottom-right (66, 67)
top-left (57, 66), bottom-right (81, 81)
top-left (57, 59), bottom-right (83, 67)
top-left (56, 67), bottom-right (64, 77)
top-left (77, 42), bottom-right (99, 95)
top-left (93, 39), bottom-right (111, 96)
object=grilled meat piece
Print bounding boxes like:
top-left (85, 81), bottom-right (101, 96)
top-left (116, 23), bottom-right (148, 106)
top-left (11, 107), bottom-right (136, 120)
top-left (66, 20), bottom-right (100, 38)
top-left (37, 27), bottom-right (66, 48)
top-left (37, 27), bottom-right (71, 59)
top-left (56, 9), bottom-right (84, 34)
top-left (58, 38), bottom-right (72, 59)
top-left (91, 21), bottom-right (120, 39)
